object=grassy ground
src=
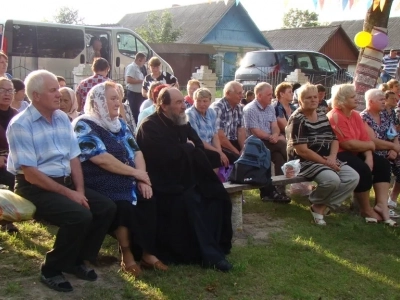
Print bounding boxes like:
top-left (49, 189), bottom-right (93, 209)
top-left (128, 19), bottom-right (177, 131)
top-left (1, 190), bottom-right (400, 300)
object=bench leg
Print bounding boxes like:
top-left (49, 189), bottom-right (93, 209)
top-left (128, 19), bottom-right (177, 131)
top-left (230, 191), bottom-right (243, 233)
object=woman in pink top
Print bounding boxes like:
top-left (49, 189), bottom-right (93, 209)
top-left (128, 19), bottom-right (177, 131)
top-left (327, 84), bottom-right (394, 226)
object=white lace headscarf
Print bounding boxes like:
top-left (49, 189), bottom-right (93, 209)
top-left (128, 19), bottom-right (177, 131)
top-left (78, 82), bottom-right (121, 133)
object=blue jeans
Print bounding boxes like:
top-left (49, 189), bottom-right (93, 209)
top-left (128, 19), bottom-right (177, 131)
top-left (381, 71), bottom-right (392, 83)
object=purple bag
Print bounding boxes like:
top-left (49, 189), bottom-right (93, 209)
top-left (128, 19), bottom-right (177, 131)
top-left (217, 165), bottom-right (234, 183)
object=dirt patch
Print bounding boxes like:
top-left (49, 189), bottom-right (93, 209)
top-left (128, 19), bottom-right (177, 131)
top-left (232, 213), bottom-right (285, 246)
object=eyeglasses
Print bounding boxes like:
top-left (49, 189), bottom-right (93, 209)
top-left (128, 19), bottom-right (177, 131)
top-left (0, 88), bottom-right (16, 94)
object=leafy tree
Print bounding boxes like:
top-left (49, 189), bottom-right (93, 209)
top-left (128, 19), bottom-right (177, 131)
top-left (283, 9), bottom-right (320, 28)
top-left (53, 7), bottom-right (84, 24)
top-left (136, 11), bottom-right (182, 43)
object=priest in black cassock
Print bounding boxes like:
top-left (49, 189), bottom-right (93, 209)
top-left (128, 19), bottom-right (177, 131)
top-left (136, 87), bottom-right (233, 272)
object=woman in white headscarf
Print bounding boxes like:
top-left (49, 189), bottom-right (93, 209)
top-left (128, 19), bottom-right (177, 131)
top-left (59, 87), bottom-right (79, 121)
top-left (72, 81), bottom-right (167, 277)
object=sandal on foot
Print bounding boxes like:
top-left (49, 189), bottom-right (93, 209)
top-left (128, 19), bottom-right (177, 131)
top-left (63, 264), bottom-right (97, 281)
top-left (389, 209), bottom-right (400, 219)
top-left (40, 273), bottom-right (73, 292)
top-left (121, 263), bottom-right (142, 277)
top-left (388, 197), bottom-right (398, 209)
top-left (365, 217), bottom-right (378, 224)
top-left (140, 260), bottom-right (168, 271)
top-left (262, 191), bottom-right (291, 204)
top-left (310, 207), bottom-right (326, 225)
top-left (383, 219), bottom-right (398, 227)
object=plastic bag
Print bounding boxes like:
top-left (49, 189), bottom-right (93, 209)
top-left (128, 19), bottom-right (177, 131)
top-left (281, 159), bottom-right (301, 178)
top-left (387, 124), bottom-right (397, 140)
top-left (0, 190), bottom-right (36, 222)
top-left (290, 182), bottom-right (314, 196)
top-left (218, 165), bottom-right (233, 183)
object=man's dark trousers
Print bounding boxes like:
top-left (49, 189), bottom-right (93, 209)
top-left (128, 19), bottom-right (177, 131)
top-left (15, 177), bottom-right (117, 272)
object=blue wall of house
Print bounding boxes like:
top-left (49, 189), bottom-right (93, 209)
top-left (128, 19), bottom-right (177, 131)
top-left (201, 4), bottom-right (271, 83)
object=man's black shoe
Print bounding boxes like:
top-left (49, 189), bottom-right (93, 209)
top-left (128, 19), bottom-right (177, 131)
top-left (63, 264), bottom-right (98, 281)
top-left (40, 273), bottom-right (73, 292)
top-left (213, 259), bottom-right (233, 272)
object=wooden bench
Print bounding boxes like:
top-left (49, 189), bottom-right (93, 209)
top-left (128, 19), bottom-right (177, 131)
top-left (223, 175), bottom-right (307, 233)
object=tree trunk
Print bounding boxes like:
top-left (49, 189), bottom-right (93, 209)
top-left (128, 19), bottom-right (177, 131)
top-left (354, 0), bottom-right (393, 111)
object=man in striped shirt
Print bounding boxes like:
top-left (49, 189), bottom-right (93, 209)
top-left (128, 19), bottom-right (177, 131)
top-left (381, 49), bottom-right (400, 83)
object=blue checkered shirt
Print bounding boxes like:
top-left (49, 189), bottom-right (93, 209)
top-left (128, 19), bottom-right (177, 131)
top-left (186, 106), bottom-right (217, 144)
top-left (211, 98), bottom-right (244, 141)
top-left (243, 99), bottom-right (276, 134)
top-left (7, 105), bottom-right (81, 177)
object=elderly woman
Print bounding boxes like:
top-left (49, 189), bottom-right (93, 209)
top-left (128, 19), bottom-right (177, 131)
top-left (59, 87), bottom-right (79, 121)
top-left (73, 81), bottom-right (167, 277)
top-left (286, 84), bottom-right (359, 225)
top-left (327, 84), bottom-right (395, 226)
top-left (0, 77), bottom-right (19, 233)
top-left (10, 79), bottom-right (29, 112)
top-left (184, 79), bottom-right (200, 108)
top-left (360, 89), bottom-right (400, 220)
top-left (185, 88), bottom-right (229, 170)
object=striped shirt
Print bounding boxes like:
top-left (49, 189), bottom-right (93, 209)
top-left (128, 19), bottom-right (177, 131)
top-left (211, 97), bottom-right (244, 141)
top-left (186, 106), bottom-right (217, 144)
top-left (6, 105), bottom-right (81, 177)
top-left (286, 108), bottom-right (336, 180)
top-left (243, 99), bottom-right (276, 134)
top-left (382, 55), bottom-right (400, 77)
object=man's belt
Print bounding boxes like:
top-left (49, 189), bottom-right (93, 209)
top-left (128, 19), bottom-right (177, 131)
top-left (16, 174), bottom-right (72, 186)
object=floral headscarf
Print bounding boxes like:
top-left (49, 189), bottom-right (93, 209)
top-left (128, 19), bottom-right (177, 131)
top-left (76, 82), bottom-right (121, 133)
top-left (59, 87), bottom-right (79, 120)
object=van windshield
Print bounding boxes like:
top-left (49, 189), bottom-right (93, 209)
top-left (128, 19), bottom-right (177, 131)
top-left (240, 52), bottom-right (278, 68)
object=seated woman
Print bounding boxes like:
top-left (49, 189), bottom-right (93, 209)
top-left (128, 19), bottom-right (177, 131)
top-left (73, 81), bottom-right (167, 277)
top-left (327, 84), bottom-right (394, 225)
top-left (10, 79), bottom-right (29, 112)
top-left (185, 88), bottom-right (229, 171)
top-left (59, 87), bottom-right (79, 121)
top-left (184, 79), bottom-right (200, 108)
top-left (361, 89), bottom-right (400, 220)
top-left (286, 84), bottom-right (359, 225)
top-left (273, 82), bottom-right (296, 134)
top-left (137, 82), bottom-right (164, 129)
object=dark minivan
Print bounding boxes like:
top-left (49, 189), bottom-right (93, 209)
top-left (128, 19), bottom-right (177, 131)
top-left (235, 50), bottom-right (353, 91)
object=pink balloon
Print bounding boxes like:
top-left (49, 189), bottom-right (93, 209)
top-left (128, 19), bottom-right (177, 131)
top-left (372, 32), bottom-right (389, 50)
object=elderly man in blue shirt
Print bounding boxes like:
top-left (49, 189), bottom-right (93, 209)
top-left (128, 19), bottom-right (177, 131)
top-left (6, 70), bottom-right (117, 293)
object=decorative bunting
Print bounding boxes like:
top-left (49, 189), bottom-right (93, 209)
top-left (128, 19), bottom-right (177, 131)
top-left (312, 0), bottom-right (318, 9)
top-left (283, 0), bottom-right (290, 8)
top-left (367, 0), bottom-right (373, 9)
top-left (380, 0), bottom-right (386, 10)
top-left (319, 0), bottom-right (325, 9)
top-left (236, 0), bottom-right (240, 5)
top-left (373, 0), bottom-right (380, 10)
top-left (342, 0), bottom-right (349, 10)
top-left (349, 0), bottom-right (354, 9)
top-left (396, 0), bottom-right (400, 11)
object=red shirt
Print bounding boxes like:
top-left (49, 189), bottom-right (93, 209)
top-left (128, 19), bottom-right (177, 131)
top-left (326, 108), bottom-right (370, 153)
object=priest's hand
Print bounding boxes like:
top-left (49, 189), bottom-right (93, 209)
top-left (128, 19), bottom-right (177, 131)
top-left (138, 182), bottom-right (153, 199)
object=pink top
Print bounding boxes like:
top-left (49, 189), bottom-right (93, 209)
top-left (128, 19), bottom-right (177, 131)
top-left (326, 108), bottom-right (370, 153)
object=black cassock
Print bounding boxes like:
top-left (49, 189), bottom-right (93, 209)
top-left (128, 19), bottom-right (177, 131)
top-left (136, 112), bottom-right (232, 265)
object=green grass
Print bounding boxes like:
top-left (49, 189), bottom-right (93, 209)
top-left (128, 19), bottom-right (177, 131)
top-left (1, 191), bottom-right (400, 299)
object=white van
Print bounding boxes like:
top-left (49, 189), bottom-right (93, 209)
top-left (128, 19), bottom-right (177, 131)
top-left (1, 19), bottom-right (173, 85)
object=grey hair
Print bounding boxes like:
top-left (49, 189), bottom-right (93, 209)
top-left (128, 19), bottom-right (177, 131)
top-left (194, 87), bottom-right (212, 101)
top-left (223, 81), bottom-right (242, 96)
top-left (331, 84), bottom-right (355, 109)
top-left (365, 88), bottom-right (384, 109)
top-left (254, 82), bottom-right (272, 95)
top-left (24, 70), bottom-right (57, 102)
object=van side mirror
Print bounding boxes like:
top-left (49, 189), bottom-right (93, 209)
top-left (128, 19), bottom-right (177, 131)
top-left (80, 54), bottom-right (85, 64)
top-left (116, 57), bottom-right (120, 68)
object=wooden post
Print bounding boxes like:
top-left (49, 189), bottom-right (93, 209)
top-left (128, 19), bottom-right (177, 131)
top-left (230, 191), bottom-right (243, 233)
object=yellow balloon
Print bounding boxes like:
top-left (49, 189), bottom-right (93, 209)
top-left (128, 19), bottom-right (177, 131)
top-left (354, 31), bottom-right (372, 48)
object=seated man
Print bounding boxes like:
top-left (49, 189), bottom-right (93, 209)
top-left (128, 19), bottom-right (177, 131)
top-left (243, 82), bottom-right (290, 203)
top-left (211, 81), bottom-right (246, 164)
top-left (6, 70), bottom-right (117, 292)
top-left (136, 86), bottom-right (233, 272)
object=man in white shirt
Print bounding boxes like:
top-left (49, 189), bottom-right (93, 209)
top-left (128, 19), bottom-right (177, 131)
top-left (125, 52), bottom-right (147, 123)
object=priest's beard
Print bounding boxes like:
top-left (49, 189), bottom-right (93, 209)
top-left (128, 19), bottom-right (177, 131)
top-left (167, 109), bottom-right (187, 125)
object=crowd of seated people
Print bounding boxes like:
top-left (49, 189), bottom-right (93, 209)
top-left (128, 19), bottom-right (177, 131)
top-left (2, 48), bottom-right (400, 293)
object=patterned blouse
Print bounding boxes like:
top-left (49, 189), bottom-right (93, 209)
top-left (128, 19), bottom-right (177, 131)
top-left (360, 109), bottom-right (394, 157)
top-left (74, 118), bottom-right (140, 204)
top-left (286, 108), bottom-right (337, 180)
top-left (76, 74), bottom-right (110, 108)
top-left (186, 106), bottom-right (217, 144)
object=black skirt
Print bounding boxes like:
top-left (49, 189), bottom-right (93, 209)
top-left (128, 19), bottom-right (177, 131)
top-left (110, 194), bottom-right (157, 255)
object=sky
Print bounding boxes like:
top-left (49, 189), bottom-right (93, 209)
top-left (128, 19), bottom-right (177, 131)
top-left (3, 0), bottom-right (400, 31)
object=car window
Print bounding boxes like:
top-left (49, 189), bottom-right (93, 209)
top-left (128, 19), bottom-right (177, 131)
top-left (315, 55), bottom-right (336, 72)
top-left (278, 53), bottom-right (295, 72)
top-left (240, 52), bottom-right (278, 67)
top-left (296, 54), bottom-right (313, 70)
